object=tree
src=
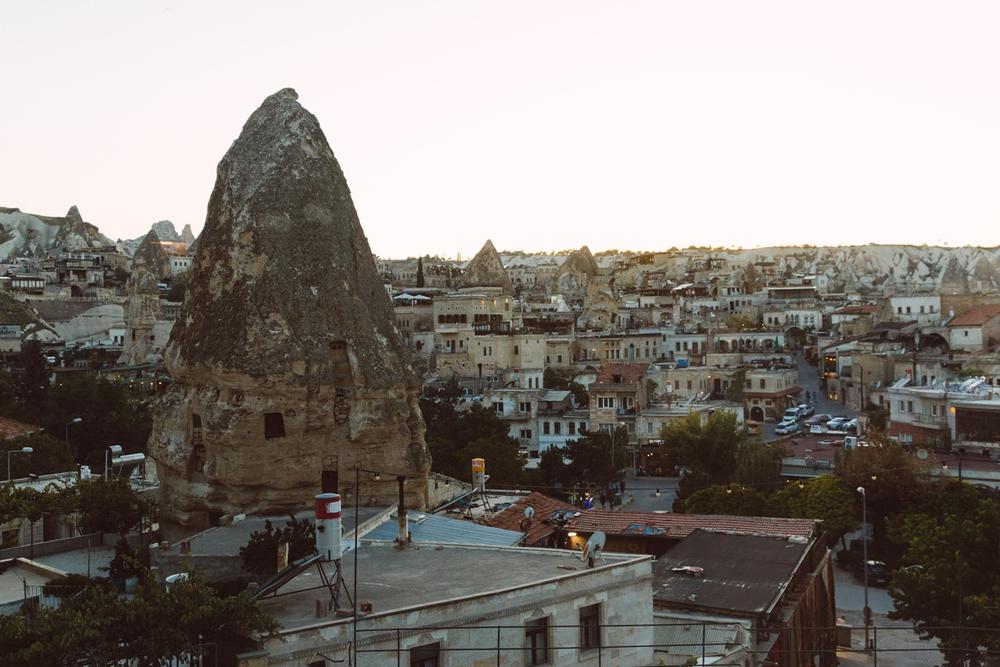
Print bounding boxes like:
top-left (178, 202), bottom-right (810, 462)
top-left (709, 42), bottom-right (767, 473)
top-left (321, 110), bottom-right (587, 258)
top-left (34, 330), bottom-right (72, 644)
top-left (835, 436), bottom-right (925, 552)
top-left (0, 569), bottom-right (277, 665)
top-left (16, 340), bottom-right (49, 407)
top-left (76, 478), bottom-right (153, 537)
top-left (562, 429), bottom-right (629, 487)
top-left (769, 477), bottom-right (857, 548)
top-left (661, 412), bottom-right (745, 499)
top-left (734, 441), bottom-right (785, 489)
top-left (167, 271), bottom-right (189, 302)
top-left (543, 368), bottom-right (588, 407)
top-left (240, 516), bottom-right (316, 579)
top-left (724, 369), bottom-right (746, 403)
top-left (420, 401), bottom-right (523, 483)
top-left (1, 431), bottom-right (75, 479)
top-left (683, 484), bottom-right (769, 515)
top-left (888, 482), bottom-right (1000, 665)
top-left (455, 436), bottom-right (526, 486)
top-left (416, 257), bottom-right (425, 287)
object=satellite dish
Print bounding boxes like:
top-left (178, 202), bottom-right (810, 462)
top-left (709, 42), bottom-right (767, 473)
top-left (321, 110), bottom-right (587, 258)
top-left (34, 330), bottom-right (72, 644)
top-left (519, 505), bottom-right (535, 531)
top-left (580, 531), bottom-right (607, 568)
top-left (916, 449), bottom-right (928, 460)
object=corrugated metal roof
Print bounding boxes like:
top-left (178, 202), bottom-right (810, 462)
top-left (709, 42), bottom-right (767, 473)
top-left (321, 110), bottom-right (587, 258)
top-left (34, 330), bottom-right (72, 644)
top-left (364, 511), bottom-right (524, 547)
top-left (565, 510), bottom-right (817, 540)
top-left (653, 619), bottom-right (746, 658)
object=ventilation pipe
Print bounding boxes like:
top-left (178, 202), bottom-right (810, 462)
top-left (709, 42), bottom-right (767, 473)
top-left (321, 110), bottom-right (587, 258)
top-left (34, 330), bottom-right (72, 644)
top-left (314, 493), bottom-right (342, 560)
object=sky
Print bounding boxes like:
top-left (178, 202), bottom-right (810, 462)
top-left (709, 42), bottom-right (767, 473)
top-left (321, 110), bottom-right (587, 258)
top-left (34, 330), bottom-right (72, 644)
top-left (3, 2), bottom-right (1000, 258)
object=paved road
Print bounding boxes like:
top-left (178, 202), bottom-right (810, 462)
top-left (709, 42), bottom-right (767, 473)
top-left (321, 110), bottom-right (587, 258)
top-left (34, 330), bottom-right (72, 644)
top-left (763, 355), bottom-right (857, 442)
top-left (619, 476), bottom-right (678, 512)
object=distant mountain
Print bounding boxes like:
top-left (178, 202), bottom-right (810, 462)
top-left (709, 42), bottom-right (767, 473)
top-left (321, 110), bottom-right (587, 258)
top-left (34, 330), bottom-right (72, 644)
top-left (0, 205), bottom-right (114, 261)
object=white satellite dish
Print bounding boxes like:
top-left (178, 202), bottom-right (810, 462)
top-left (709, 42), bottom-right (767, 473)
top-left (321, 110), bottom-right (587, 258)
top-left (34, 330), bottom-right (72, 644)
top-left (524, 506), bottom-right (536, 520)
top-left (580, 531), bottom-right (607, 568)
top-left (916, 449), bottom-right (928, 460)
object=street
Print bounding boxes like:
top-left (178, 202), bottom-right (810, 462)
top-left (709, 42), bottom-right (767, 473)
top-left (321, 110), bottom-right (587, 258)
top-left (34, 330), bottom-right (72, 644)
top-left (620, 476), bottom-right (678, 512)
top-left (763, 354), bottom-right (857, 442)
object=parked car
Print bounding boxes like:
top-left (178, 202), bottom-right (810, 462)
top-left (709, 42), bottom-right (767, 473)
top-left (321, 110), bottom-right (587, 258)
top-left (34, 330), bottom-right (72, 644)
top-left (810, 424), bottom-right (825, 434)
top-left (797, 403), bottom-right (815, 417)
top-left (826, 417), bottom-right (849, 431)
top-left (843, 418), bottom-right (859, 434)
top-left (853, 559), bottom-right (892, 587)
top-left (775, 420), bottom-right (801, 435)
top-left (806, 413), bottom-right (832, 426)
top-left (783, 406), bottom-right (807, 422)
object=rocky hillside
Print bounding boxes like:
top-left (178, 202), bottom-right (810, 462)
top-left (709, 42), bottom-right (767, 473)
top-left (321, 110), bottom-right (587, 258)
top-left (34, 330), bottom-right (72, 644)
top-left (0, 205), bottom-right (114, 260)
top-left (721, 244), bottom-right (1000, 293)
top-left (121, 220), bottom-right (196, 255)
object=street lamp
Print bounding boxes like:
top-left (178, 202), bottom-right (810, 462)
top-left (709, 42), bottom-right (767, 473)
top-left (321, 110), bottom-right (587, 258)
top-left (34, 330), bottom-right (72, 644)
top-left (857, 486), bottom-right (871, 650)
top-left (65, 417), bottom-right (82, 448)
top-left (6, 447), bottom-right (33, 483)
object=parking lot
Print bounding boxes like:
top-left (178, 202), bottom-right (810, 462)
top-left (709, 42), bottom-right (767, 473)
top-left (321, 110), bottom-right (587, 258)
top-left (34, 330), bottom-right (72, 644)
top-left (763, 355), bottom-right (857, 442)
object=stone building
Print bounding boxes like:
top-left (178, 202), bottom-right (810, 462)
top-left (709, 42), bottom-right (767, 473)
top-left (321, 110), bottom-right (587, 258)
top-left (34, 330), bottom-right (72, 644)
top-left (149, 89), bottom-right (430, 523)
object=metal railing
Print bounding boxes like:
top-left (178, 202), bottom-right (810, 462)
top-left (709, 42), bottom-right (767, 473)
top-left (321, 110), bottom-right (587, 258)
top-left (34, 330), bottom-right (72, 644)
top-left (271, 621), bottom-right (1000, 666)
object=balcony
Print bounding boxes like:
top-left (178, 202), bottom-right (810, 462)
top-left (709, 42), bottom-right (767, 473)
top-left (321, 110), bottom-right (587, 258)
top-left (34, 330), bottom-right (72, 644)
top-left (912, 413), bottom-right (947, 427)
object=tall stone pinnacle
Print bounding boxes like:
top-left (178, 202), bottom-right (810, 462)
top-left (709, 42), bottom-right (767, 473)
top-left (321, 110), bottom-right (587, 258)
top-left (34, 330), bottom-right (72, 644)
top-left (460, 239), bottom-right (513, 294)
top-left (150, 88), bottom-right (431, 522)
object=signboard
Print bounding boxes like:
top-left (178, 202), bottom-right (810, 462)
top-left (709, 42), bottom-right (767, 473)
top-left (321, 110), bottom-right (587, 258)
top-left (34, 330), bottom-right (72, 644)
top-left (0, 325), bottom-right (22, 339)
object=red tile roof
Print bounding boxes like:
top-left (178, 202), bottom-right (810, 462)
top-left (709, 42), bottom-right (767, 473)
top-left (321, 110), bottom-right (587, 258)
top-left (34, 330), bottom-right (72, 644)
top-left (0, 416), bottom-right (42, 440)
top-left (564, 510), bottom-right (817, 540)
top-left (948, 304), bottom-right (1000, 327)
top-left (486, 492), bottom-right (580, 546)
top-left (596, 363), bottom-right (649, 385)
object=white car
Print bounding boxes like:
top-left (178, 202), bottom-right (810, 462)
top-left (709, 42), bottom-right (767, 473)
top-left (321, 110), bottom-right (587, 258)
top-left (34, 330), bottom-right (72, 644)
top-left (775, 420), bottom-right (801, 435)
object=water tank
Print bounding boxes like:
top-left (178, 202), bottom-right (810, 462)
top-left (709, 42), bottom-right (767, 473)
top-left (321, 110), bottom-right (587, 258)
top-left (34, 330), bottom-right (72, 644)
top-left (314, 493), bottom-right (342, 560)
top-left (472, 458), bottom-right (486, 491)
top-left (677, 359), bottom-right (689, 368)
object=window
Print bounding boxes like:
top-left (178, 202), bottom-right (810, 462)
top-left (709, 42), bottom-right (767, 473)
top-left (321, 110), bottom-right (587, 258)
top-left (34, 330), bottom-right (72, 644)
top-left (907, 401), bottom-right (913, 412)
top-left (410, 642), bottom-right (440, 667)
top-left (543, 421), bottom-right (550, 435)
top-left (580, 604), bottom-right (601, 650)
top-left (192, 414), bottom-right (202, 428)
top-left (519, 429), bottom-right (532, 440)
top-left (519, 402), bottom-right (531, 413)
top-left (514, 345), bottom-right (519, 355)
top-left (568, 422), bottom-right (576, 435)
top-left (899, 400), bottom-right (905, 412)
top-left (759, 379), bottom-right (766, 389)
top-left (525, 618), bottom-right (549, 665)
top-left (554, 422), bottom-right (561, 435)
top-left (598, 396), bottom-right (614, 409)
top-left (494, 402), bottom-right (504, 414)
top-left (264, 412), bottom-right (285, 439)
top-left (557, 355), bottom-right (563, 363)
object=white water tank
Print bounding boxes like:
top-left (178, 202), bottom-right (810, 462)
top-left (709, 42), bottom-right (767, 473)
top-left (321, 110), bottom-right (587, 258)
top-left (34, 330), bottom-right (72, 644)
top-left (314, 493), bottom-right (342, 560)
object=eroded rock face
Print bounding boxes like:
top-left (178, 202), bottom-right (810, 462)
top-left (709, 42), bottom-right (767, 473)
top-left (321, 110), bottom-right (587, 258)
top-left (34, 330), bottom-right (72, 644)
top-left (150, 88), bottom-right (430, 522)
top-left (460, 239), bottom-right (513, 295)
top-left (119, 231), bottom-right (167, 365)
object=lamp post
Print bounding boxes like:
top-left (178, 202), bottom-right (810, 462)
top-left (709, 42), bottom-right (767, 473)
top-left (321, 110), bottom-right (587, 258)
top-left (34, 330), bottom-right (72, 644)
top-left (64, 417), bottom-right (82, 444)
top-left (6, 447), bottom-right (33, 483)
top-left (857, 486), bottom-right (871, 650)
top-left (352, 466), bottom-right (382, 665)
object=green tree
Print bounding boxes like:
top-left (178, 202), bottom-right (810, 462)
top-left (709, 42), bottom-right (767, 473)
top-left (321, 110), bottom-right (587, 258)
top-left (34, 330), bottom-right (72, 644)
top-left (769, 477), bottom-right (857, 548)
top-left (563, 428), bottom-right (629, 487)
top-left (420, 401), bottom-right (523, 482)
top-left (240, 516), bottom-right (317, 579)
top-left (683, 484), bottom-right (768, 515)
top-left (543, 368), bottom-right (589, 407)
top-left (734, 441), bottom-right (785, 489)
top-left (888, 483), bottom-right (1000, 665)
top-left (16, 340), bottom-right (49, 407)
top-left (0, 569), bottom-right (277, 665)
top-left (661, 412), bottom-right (745, 499)
top-left (1, 431), bottom-right (75, 479)
top-left (167, 271), bottom-right (189, 302)
top-left (455, 436), bottom-right (526, 486)
top-left (76, 478), bottom-right (153, 537)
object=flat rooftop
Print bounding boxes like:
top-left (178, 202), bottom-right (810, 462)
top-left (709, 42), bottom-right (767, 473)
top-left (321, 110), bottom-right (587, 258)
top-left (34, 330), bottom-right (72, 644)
top-left (653, 530), bottom-right (810, 616)
top-left (162, 507), bottom-right (389, 557)
top-left (257, 543), bottom-right (643, 630)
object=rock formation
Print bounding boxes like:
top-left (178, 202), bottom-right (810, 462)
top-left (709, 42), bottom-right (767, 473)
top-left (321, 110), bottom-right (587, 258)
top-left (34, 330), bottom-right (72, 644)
top-left (118, 231), bottom-right (168, 366)
top-left (149, 88), bottom-right (431, 523)
top-left (0, 205), bottom-right (114, 260)
top-left (557, 245), bottom-right (598, 303)
top-left (180, 224), bottom-right (196, 245)
top-left (460, 239), bottom-right (514, 294)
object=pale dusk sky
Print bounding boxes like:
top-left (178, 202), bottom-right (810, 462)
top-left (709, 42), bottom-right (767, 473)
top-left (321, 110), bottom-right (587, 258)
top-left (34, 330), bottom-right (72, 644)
top-left (3, 1), bottom-right (1000, 258)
